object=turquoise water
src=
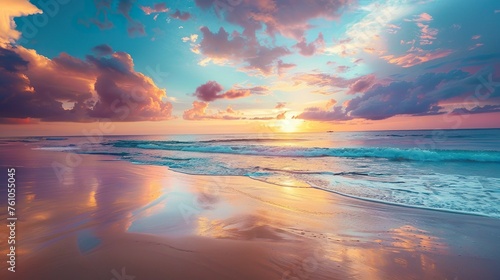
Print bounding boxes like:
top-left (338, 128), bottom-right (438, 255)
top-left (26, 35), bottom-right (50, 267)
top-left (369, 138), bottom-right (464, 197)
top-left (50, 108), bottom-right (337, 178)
top-left (22, 129), bottom-right (500, 218)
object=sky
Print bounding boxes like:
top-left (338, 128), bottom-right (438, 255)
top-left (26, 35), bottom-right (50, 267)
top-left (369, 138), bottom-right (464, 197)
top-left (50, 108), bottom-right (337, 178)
top-left (0, 0), bottom-right (499, 136)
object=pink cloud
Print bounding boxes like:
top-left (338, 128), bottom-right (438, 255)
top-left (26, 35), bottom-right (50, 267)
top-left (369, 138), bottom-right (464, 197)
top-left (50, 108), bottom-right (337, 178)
top-left (325, 99), bottom-right (337, 109)
top-left (183, 101), bottom-right (243, 120)
top-left (468, 43), bottom-right (484, 51)
top-left (387, 24), bottom-right (401, 34)
top-left (198, 26), bottom-right (290, 75)
top-left (336, 65), bottom-right (350, 73)
top-left (416, 22), bottom-right (438, 45)
top-left (275, 102), bottom-right (287, 109)
top-left (276, 59), bottom-right (296, 76)
top-left (0, 45), bottom-right (172, 122)
top-left (195, 0), bottom-right (353, 41)
top-left (415, 12), bottom-right (433, 22)
top-left (294, 33), bottom-right (325, 56)
top-left (194, 81), bottom-right (267, 102)
top-left (276, 111), bottom-right (287, 120)
top-left (347, 74), bottom-right (376, 94)
top-left (140, 2), bottom-right (169, 15)
top-left (170, 10), bottom-right (191, 21)
top-left (382, 48), bottom-right (453, 68)
top-left (471, 35), bottom-right (481, 40)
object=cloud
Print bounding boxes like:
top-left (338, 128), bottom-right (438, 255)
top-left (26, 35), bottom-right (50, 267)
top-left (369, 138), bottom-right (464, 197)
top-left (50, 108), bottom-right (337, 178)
top-left (294, 33), bottom-right (325, 56)
top-left (0, 0), bottom-right (42, 46)
top-left (171, 10), bottom-right (191, 21)
top-left (325, 99), bottom-right (337, 109)
top-left (451, 105), bottom-right (500, 115)
top-left (0, 47), bottom-right (28, 72)
top-left (325, 0), bottom-right (409, 57)
top-left (0, 45), bottom-right (172, 122)
top-left (183, 101), bottom-right (243, 120)
top-left (195, 0), bottom-right (352, 40)
top-left (84, 0), bottom-right (145, 36)
top-left (117, 0), bottom-right (146, 36)
top-left (275, 102), bottom-right (287, 109)
top-left (292, 72), bottom-right (376, 94)
top-left (82, 0), bottom-right (114, 30)
top-left (197, 26), bottom-right (290, 75)
top-left (405, 13), bottom-right (439, 46)
top-left (92, 44), bottom-right (114, 56)
top-left (347, 74), bottom-right (376, 94)
top-left (193, 81), bottom-right (267, 102)
top-left (471, 35), bottom-right (481, 40)
top-left (0, 118), bottom-right (39, 125)
top-left (412, 12), bottom-right (433, 22)
top-left (296, 106), bottom-right (352, 121)
top-left (140, 2), bottom-right (169, 15)
top-left (276, 111), bottom-right (287, 120)
top-left (194, 0), bottom-right (352, 74)
top-left (277, 59), bottom-right (296, 76)
top-left (296, 68), bottom-right (500, 121)
top-left (182, 34), bottom-right (198, 43)
top-left (382, 48), bottom-right (453, 68)
top-left (336, 65), bottom-right (350, 73)
top-left (468, 43), bottom-right (484, 51)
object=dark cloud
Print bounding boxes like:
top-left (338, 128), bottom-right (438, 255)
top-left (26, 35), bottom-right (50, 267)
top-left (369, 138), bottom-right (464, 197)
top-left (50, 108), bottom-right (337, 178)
top-left (347, 74), bottom-right (376, 94)
top-left (451, 105), bottom-right (500, 115)
top-left (0, 47), bottom-right (28, 72)
top-left (92, 44), bottom-right (114, 56)
top-left (194, 81), bottom-right (266, 102)
top-left (0, 45), bottom-right (172, 122)
top-left (171, 10), bottom-right (191, 21)
top-left (297, 68), bottom-right (500, 121)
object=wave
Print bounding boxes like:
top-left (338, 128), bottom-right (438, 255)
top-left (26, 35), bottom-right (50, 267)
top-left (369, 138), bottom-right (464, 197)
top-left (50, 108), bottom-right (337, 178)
top-left (33, 147), bottom-right (79, 151)
top-left (105, 138), bottom-right (305, 146)
top-left (111, 140), bottom-right (500, 162)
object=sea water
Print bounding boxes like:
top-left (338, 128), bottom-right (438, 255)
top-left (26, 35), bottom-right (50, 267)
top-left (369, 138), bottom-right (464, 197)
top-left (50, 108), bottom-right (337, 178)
top-left (25, 129), bottom-right (500, 218)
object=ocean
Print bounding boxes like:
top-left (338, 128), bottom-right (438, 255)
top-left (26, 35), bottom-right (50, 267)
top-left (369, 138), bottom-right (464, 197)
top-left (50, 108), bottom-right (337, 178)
top-left (20, 129), bottom-right (500, 218)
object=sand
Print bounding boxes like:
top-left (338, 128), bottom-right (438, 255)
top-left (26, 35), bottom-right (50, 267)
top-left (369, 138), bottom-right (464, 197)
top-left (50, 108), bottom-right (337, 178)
top-left (1, 142), bottom-right (500, 279)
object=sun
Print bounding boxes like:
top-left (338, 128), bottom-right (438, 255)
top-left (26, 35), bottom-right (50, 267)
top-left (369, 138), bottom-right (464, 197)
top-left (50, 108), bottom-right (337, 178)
top-left (276, 119), bottom-right (303, 133)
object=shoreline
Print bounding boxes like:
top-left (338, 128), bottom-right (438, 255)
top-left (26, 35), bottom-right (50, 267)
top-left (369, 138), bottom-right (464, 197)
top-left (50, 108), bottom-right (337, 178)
top-left (1, 143), bottom-right (500, 279)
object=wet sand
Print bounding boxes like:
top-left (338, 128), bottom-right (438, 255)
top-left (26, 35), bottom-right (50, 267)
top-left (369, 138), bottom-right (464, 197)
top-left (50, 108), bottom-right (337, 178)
top-left (1, 142), bottom-right (500, 279)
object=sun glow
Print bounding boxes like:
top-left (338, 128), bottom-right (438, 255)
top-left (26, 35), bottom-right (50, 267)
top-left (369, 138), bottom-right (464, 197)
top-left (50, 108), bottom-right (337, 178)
top-left (276, 119), bottom-right (303, 133)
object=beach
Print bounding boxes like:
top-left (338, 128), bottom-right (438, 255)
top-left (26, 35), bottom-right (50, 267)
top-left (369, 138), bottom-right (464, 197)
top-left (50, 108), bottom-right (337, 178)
top-left (1, 141), bottom-right (500, 280)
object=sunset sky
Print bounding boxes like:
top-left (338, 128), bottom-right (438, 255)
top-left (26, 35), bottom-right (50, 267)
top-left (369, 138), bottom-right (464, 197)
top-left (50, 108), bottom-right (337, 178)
top-left (1, 0), bottom-right (499, 136)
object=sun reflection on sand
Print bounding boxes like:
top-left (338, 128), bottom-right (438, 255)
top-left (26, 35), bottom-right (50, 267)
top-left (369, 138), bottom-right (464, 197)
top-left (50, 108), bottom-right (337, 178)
top-left (389, 225), bottom-right (447, 254)
top-left (308, 224), bottom-right (449, 279)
